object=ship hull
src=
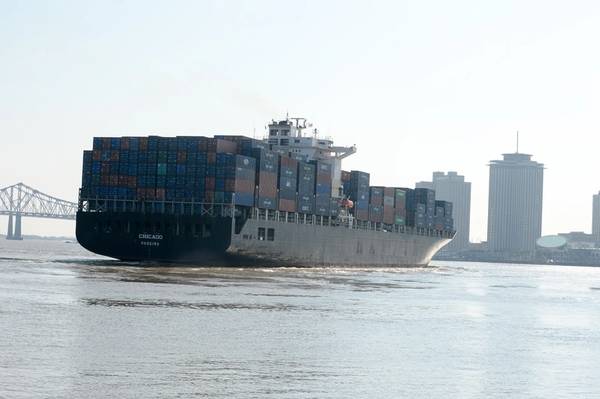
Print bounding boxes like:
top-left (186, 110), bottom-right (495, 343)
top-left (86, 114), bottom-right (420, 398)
top-left (76, 211), bottom-right (451, 267)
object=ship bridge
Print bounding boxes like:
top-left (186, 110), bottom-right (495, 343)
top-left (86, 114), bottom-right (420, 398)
top-left (267, 117), bottom-right (356, 197)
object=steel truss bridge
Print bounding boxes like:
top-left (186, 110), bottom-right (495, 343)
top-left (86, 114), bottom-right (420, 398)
top-left (0, 183), bottom-right (77, 240)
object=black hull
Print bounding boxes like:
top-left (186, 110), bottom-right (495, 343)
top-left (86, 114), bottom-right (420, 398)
top-left (76, 211), bottom-right (244, 265)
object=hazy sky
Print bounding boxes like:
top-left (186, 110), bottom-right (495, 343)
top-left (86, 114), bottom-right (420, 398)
top-left (2, 0), bottom-right (600, 240)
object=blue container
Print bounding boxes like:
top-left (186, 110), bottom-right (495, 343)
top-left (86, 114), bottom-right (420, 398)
top-left (110, 138), bottom-right (121, 150)
top-left (315, 182), bottom-right (331, 195)
top-left (297, 195), bottom-right (314, 214)
top-left (146, 164), bottom-right (156, 176)
top-left (129, 137), bottom-right (140, 151)
top-left (92, 161), bottom-right (101, 175)
top-left (257, 196), bottom-right (276, 210)
top-left (128, 164), bottom-right (138, 176)
top-left (148, 137), bottom-right (159, 151)
top-left (279, 188), bottom-right (296, 201)
top-left (279, 176), bottom-right (297, 191)
top-left (158, 137), bottom-right (169, 151)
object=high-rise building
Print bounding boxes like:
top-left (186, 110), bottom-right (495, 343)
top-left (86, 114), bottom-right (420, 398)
top-left (593, 193), bottom-right (600, 244)
top-left (487, 152), bottom-right (544, 254)
top-left (417, 172), bottom-right (471, 251)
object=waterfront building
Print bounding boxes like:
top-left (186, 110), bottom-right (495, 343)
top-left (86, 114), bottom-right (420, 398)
top-left (487, 152), bottom-right (544, 254)
top-left (593, 193), bottom-right (600, 244)
top-left (418, 172), bottom-right (471, 251)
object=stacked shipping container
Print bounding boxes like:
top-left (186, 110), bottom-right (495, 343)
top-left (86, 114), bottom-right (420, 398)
top-left (314, 161), bottom-right (332, 216)
top-left (344, 170), bottom-right (370, 221)
top-left (297, 162), bottom-right (315, 214)
top-left (278, 156), bottom-right (298, 212)
top-left (81, 135), bottom-right (453, 231)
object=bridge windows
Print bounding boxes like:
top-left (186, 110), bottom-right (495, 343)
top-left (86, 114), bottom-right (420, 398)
top-left (267, 228), bottom-right (275, 241)
top-left (258, 227), bottom-right (265, 241)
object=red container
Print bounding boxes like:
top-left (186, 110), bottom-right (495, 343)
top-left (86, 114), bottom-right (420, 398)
top-left (120, 137), bottom-right (130, 150)
top-left (383, 208), bottom-right (395, 224)
top-left (355, 209), bottom-right (369, 221)
top-left (102, 138), bottom-right (111, 150)
top-left (207, 138), bottom-right (237, 153)
top-left (257, 172), bottom-right (277, 196)
top-left (278, 198), bottom-right (296, 212)
top-left (139, 137), bottom-right (148, 151)
top-left (128, 176), bottom-right (137, 188)
top-left (101, 163), bottom-right (110, 175)
top-left (224, 179), bottom-right (236, 192)
top-left (205, 177), bottom-right (215, 190)
top-left (204, 191), bottom-right (214, 203)
top-left (92, 150), bottom-right (102, 161)
top-left (145, 189), bottom-right (156, 200)
top-left (234, 179), bottom-right (254, 193)
top-left (110, 150), bottom-right (120, 162)
top-left (177, 151), bottom-right (187, 163)
top-left (207, 152), bottom-right (217, 164)
top-left (109, 176), bottom-right (119, 186)
top-left (155, 188), bottom-right (165, 200)
top-left (101, 175), bottom-right (109, 185)
top-left (118, 176), bottom-right (128, 186)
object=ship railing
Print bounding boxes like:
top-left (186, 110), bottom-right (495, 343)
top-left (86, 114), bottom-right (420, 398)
top-left (78, 196), bottom-right (237, 218)
top-left (79, 196), bottom-right (456, 239)
top-left (246, 207), bottom-right (455, 239)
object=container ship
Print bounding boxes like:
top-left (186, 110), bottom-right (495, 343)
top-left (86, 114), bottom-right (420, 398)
top-left (76, 117), bottom-right (454, 267)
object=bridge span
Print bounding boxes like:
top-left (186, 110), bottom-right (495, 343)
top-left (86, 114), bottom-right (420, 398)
top-left (0, 183), bottom-right (77, 240)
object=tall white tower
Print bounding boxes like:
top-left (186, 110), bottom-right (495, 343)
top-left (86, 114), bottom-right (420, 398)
top-left (593, 192), bottom-right (600, 244)
top-left (487, 152), bottom-right (544, 254)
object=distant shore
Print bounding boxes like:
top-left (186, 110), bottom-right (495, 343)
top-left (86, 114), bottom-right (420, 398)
top-left (0, 234), bottom-right (76, 241)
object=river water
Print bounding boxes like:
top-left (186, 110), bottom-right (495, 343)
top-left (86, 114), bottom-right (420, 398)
top-left (1, 239), bottom-right (599, 398)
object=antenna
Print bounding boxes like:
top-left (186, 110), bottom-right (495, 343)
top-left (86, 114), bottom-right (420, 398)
top-left (516, 131), bottom-right (519, 153)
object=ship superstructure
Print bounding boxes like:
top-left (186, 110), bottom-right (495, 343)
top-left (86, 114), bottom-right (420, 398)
top-left (267, 118), bottom-right (356, 198)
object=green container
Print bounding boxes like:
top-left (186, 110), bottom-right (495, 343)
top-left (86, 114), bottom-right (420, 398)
top-left (157, 163), bottom-right (167, 176)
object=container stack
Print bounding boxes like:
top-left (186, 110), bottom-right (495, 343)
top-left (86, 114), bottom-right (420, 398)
top-left (383, 187), bottom-right (395, 224)
top-left (406, 188), bottom-right (436, 228)
top-left (434, 200), bottom-right (454, 231)
top-left (278, 156), bottom-right (298, 212)
top-left (249, 148), bottom-right (279, 210)
top-left (82, 134), bottom-right (453, 231)
top-left (214, 135), bottom-right (268, 154)
top-left (297, 162), bottom-right (315, 214)
top-left (368, 186), bottom-right (384, 223)
top-left (314, 161), bottom-right (332, 216)
top-left (394, 188), bottom-right (407, 226)
top-left (81, 150), bottom-right (93, 198)
top-left (346, 171), bottom-right (370, 221)
top-left (215, 153), bottom-right (256, 206)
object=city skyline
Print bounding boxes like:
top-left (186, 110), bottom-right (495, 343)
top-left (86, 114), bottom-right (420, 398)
top-left (2, 1), bottom-right (600, 239)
